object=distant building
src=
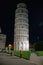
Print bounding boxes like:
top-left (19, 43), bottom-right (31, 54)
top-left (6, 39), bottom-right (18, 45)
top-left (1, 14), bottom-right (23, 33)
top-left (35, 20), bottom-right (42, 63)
top-left (0, 27), bottom-right (6, 50)
top-left (14, 3), bottom-right (29, 51)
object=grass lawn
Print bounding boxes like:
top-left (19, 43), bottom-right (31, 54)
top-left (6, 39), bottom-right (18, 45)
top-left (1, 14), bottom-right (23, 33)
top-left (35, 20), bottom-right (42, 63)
top-left (12, 50), bottom-right (30, 60)
top-left (36, 51), bottom-right (43, 56)
top-left (13, 51), bottom-right (20, 57)
top-left (22, 51), bottom-right (30, 59)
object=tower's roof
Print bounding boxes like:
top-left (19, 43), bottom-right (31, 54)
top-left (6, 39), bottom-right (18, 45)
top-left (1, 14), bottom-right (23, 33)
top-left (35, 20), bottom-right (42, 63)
top-left (17, 3), bottom-right (27, 8)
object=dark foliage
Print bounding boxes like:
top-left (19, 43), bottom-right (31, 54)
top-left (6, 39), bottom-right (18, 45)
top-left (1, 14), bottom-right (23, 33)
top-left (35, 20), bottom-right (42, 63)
top-left (35, 41), bottom-right (43, 51)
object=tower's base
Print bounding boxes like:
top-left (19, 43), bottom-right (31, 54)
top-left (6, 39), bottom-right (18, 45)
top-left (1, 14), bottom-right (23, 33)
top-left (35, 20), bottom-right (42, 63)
top-left (14, 41), bottom-right (29, 51)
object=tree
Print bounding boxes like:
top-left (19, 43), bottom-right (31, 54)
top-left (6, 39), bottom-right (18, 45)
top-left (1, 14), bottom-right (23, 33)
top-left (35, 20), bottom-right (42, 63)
top-left (35, 41), bottom-right (43, 51)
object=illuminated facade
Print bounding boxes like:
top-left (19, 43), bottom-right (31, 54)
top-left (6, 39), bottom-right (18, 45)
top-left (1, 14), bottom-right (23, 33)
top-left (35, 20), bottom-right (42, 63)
top-left (0, 27), bottom-right (6, 50)
top-left (14, 3), bottom-right (29, 51)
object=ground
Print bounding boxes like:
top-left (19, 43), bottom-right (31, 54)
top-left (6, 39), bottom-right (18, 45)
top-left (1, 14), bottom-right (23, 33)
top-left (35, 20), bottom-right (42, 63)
top-left (0, 52), bottom-right (43, 65)
top-left (0, 52), bottom-right (36, 65)
top-left (30, 52), bottom-right (43, 65)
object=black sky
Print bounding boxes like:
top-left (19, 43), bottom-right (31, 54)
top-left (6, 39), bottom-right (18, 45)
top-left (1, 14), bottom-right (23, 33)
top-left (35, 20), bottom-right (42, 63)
top-left (0, 0), bottom-right (43, 46)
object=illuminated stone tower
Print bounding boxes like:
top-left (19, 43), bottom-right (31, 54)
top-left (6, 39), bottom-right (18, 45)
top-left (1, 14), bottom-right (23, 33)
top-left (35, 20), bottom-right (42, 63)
top-left (14, 3), bottom-right (29, 51)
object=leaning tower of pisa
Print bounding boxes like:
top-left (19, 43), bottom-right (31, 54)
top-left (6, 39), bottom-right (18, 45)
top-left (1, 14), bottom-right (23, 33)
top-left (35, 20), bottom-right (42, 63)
top-left (14, 3), bottom-right (29, 51)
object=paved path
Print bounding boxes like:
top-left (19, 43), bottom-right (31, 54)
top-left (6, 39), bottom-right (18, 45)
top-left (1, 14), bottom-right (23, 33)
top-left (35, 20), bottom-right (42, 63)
top-left (0, 53), bottom-right (36, 65)
top-left (30, 52), bottom-right (43, 65)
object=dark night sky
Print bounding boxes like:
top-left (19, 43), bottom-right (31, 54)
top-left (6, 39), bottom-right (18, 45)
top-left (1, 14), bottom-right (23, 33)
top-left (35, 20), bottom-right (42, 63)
top-left (0, 0), bottom-right (43, 46)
